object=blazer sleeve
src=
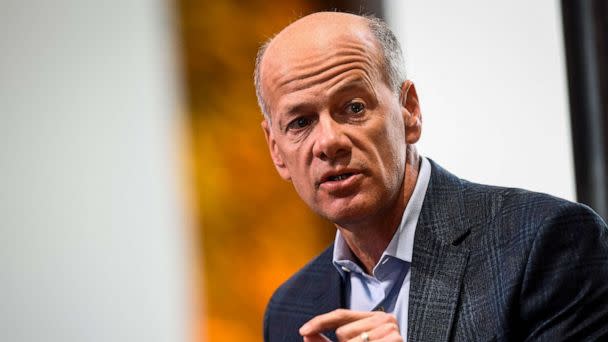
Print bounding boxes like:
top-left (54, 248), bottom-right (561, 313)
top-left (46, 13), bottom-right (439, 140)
top-left (519, 202), bottom-right (608, 341)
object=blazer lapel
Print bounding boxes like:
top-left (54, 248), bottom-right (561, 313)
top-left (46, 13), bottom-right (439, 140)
top-left (303, 248), bottom-right (346, 342)
top-left (407, 160), bottom-right (472, 342)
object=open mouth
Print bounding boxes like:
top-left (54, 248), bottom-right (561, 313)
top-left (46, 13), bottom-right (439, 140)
top-left (326, 173), bottom-right (354, 182)
top-left (317, 170), bottom-right (361, 192)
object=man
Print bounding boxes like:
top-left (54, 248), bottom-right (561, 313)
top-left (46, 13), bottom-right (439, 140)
top-left (254, 12), bottom-right (608, 342)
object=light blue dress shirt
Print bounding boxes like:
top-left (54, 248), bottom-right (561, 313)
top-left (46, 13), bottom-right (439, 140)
top-left (332, 157), bottom-right (431, 340)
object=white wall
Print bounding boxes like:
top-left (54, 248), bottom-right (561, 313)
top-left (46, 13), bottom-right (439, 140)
top-left (0, 1), bottom-right (192, 341)
top-left (385, 0), bottom-right (575, 200)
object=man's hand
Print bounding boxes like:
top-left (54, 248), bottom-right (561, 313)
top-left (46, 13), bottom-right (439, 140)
top-left (299, 309), bottom-right (403, 342)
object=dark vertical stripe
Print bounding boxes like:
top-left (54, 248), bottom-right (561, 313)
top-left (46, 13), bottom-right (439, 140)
top-left (561, 0), bottom-right (608, 219)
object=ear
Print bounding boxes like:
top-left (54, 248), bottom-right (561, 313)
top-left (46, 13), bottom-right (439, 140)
top-left (399, 80), bottom-right (422, 144)
top-left (261, 119), bottom-right (291, 181)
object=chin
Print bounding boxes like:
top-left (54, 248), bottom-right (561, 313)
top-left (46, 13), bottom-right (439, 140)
top-left (316, 197), bottom-right (379, 227)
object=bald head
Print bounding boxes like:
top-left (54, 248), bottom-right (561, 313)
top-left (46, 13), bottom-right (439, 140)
top-left (264, 13), bottom-right (373, 66)
top-left (254, 12), bottom-right (406, 120)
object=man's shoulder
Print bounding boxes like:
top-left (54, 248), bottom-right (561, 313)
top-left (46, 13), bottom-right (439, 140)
top-left (427, 159), bottom-right (604, 237)
top-left (462, 178), bottom-right (601, 225)
top-left (431, 175), bottom-right (608, 339)
top-left (457, 178), bottom-right (606, 250)
top-left (427, 159), bottom-right (596, 223)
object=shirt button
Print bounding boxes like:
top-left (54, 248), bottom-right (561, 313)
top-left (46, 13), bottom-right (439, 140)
top-left (375, 306), bottom-right (385, 312)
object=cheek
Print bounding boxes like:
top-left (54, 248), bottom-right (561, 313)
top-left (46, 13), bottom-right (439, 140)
top-left (375, 112), bottom-right (406, 158)
top-left (388, 109), bottom-right (407, 151)
top-left (283, 146), bottom-right (314, 192)
top-left (286, 143), bottom-right (311, 172)
top-left (373, 113), bottom-right (407, 187)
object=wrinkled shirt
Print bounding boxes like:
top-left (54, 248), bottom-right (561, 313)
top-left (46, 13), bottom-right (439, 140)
top-left (332, 157), bottom-right (431, 340)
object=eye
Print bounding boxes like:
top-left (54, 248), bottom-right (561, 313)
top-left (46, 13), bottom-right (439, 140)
top-left (346, 101), bottom-right (365, 114)
top-left (286, 116), bottom-right (312, 131)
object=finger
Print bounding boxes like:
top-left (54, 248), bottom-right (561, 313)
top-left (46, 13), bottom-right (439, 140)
top-left (300, 309), bottom-right (375, 335)
top-left (303, 333), bottom-right (332, 342)
top-left (337, 314), bottom-right (398, 341)
top-left (368, 330), bottom-right (403, 342)
top-left (346, 322), bottom-right (400, 342)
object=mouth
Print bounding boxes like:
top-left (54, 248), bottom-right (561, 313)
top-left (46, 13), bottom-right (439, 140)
top-left (318, 170), bottom-right (360, 188)
top-left (317, 170), bottom-right (362, 193)
top-left (325, 173), bottom-right (354, 182)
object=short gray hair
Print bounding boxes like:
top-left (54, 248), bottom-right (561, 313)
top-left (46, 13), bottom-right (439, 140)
top-left (253, 15), bottom-right (406, 121)
top-left (254, 40), bottom-right (272, 120)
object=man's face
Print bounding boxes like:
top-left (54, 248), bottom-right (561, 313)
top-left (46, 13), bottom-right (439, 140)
top-left (260, 17), bottom-right (420, 226)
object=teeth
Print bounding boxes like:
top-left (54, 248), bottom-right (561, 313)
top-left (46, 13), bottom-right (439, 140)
top-left (329, 174), bottom-right (351, 181)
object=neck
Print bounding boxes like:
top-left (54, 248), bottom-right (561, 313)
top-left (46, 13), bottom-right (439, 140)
top-left (337, 147), bottom-right (420, 274)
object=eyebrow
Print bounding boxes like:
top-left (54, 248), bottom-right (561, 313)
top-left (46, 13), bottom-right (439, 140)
top-left (284, 103), bottom-right (313, 116)
top-left (330, 78), bottom-right (374, 98)
top-left (278, 103), bottom-right (315, 132)
top-left (327, 76), bottom-right (377, 107)
top-left (277, 77), bottom-right (376, 131)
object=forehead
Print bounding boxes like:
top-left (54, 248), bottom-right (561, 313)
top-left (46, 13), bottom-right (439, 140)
top-left (259, 16), bottom-right (384, 114)
top-left (268, 38), bottom-right (380, 91)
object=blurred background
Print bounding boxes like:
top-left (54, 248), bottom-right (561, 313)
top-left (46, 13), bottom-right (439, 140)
top-left (1, 0), bottom-right (606, 341)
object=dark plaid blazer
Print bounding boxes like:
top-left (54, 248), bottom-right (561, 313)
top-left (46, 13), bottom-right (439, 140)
top-left (264, 160), bottom-right (608, 341)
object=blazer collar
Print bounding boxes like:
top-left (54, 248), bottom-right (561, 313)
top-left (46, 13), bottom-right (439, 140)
top-left (313, 159), bottom-right (501, 341)
top-left (302, 246), bottom-right (345, 342)
top-left (407, 159), bottom-right (500, 341)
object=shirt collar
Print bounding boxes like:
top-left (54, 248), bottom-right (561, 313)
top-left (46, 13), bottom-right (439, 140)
top-left (332, 157), bottom-right (432, 277)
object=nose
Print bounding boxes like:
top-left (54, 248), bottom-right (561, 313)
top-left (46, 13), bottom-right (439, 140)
top-left (312, 114), bottom-right (350, 161)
